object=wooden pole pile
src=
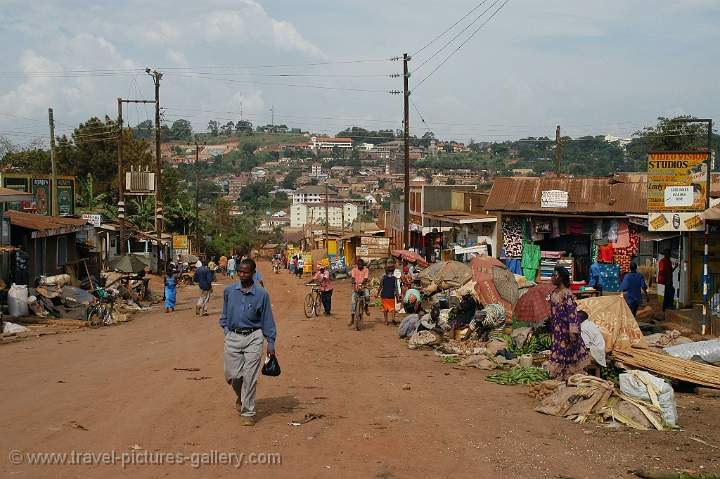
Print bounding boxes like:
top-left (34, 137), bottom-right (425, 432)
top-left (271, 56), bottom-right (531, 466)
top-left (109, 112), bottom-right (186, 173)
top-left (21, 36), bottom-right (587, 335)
top-left (613, 349), bottom-right (720, 389)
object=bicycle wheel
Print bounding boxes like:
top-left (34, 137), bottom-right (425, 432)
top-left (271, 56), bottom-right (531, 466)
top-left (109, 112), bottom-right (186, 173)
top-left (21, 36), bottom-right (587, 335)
top-left (304, 293), bottom-right (315, 318)
top-left (86, 305), bottom-right (103, 328)
top-left (355, 297), bottom-right (363, 331)
top-left (314, 292), bottom-right (322, 317)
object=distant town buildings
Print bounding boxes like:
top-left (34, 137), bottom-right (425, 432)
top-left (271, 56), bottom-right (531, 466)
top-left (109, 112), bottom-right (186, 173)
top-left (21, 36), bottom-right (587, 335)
top-left (290, 203), bottom-right (358, 228)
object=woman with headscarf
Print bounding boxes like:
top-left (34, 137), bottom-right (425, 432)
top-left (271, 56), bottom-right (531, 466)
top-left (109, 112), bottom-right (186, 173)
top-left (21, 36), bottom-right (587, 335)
top-left (548, 265), bottom-right (590, 379)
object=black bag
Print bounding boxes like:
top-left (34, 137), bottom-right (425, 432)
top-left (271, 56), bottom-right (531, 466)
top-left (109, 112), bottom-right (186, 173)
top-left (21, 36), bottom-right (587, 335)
top-left (262, 355), bottom-right (281, 377)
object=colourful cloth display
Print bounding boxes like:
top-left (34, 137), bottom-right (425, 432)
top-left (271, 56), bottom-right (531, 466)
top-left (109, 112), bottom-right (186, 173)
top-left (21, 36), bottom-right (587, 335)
top-left (598, 244), bottom-right (614, 263)
top-left (504, 258), bottom-right (522, 275)
top-left (594, 263), bottom-right (621, 292)
top-left (502, 219), bottom-right (523, 258)
top-left (521, 241), bottom-right (541, 281)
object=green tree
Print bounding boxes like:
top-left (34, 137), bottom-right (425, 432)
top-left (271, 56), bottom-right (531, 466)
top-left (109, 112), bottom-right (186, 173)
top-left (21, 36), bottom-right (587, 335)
top-left (170, 119), bottom-right (192, 140)
top-left (127, 196), bottom-right (154, 230)
top-left (207, 120), bottom-right (219, 136)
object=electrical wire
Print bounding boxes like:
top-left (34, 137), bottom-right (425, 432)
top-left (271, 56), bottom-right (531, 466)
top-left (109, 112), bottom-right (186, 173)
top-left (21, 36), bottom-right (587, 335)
top-left (412, 0), bottom-right (491, 58)
top-left (412, 0), bottom-right (500, 73)
top-left (413, 0), bottom-right (512, 92)
top-left (169, 72), bottom-right (391, 93)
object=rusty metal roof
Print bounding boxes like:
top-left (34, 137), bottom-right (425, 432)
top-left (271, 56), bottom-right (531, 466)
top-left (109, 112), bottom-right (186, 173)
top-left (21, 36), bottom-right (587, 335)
top-left (0, 187), bottom-right (33, 202)
top-left (4, 210), bottom-right (88, 230)
top-left (485, 177), bottom-right (648, 215)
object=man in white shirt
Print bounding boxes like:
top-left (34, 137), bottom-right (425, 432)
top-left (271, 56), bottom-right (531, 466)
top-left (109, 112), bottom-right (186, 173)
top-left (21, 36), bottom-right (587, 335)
top-left (578, 310), bottom-right (606, 367)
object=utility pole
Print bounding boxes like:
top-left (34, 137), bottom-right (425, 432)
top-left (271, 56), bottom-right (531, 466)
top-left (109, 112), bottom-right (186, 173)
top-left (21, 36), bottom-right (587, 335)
top-left (48, 108), bottom-right (58, 216)
top-left (270, 105), bottom-right (275, 128)
top-left (118, 97), bottom-right (157, 257)
top-left (403, 52), bottom-right (411, 250)
top-left (147, 68), bottom-right (164, 272)
top-left (195, 141), bottom-right (201, 253)
top-left (117, 99), bottom-right (126, 255)
top-left (555, 125), bottom-right (561, 177)
top-left (325, 181), bottom-right (329, 248)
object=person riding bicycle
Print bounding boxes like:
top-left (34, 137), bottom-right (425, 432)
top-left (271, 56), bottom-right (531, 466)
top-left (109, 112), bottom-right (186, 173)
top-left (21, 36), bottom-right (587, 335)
top-left (350, 258), bottom-right (370, 326)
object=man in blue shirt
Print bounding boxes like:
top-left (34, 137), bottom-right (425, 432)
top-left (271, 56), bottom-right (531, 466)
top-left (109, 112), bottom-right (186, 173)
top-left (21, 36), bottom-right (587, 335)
top-left (220, 258), bottom-right (277, 427)
top-left (620, 262), bottom-right (647, 317)
top-left (193, 260), bottom-right (214, 316)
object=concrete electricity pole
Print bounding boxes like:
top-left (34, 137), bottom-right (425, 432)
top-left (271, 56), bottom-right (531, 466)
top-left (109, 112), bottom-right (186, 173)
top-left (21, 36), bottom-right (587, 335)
top-left (403, 53), bottom-right (410, 250)
top-left (555, 125), bottom-right (562, 177)
top-left (48, 108), bottom-right (58, 216)
top-left (117, 99), bottom-right (125, 255)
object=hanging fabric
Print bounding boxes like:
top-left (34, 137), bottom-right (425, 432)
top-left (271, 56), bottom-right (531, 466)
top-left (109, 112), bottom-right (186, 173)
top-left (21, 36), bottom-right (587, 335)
top-left (521, 240), bottom-right (541, 281)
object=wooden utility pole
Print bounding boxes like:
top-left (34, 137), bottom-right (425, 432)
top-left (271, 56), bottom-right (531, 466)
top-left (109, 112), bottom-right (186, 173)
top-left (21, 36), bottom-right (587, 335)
top-left (555, 125), bottom-right (561, 176)
top-left (403, 52), bottom-right (410, 249)
top-left (324, 181), bottom-right (329, 248)
top-left (195, 141), bottom-right (200, 251)
top-left (147, 69), bottom-right (164, 272)
top-left (270, 105), bottom-right (275, 128)
top-left (48, 108), bottom-right (58, 216)
top-left (117, 99), bottom-right (126, 255)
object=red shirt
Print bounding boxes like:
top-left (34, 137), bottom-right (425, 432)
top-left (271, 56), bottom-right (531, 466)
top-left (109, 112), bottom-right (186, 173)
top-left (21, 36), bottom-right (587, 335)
top-left (658, 257), bottom-right (672, 285)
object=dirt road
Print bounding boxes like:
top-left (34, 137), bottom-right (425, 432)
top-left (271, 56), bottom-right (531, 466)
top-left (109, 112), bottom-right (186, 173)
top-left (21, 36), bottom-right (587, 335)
top-left (1, 261), bottom-right (719, 478)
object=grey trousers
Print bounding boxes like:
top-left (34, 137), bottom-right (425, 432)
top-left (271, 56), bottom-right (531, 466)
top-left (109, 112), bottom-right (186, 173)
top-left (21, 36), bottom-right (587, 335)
top-left (197, 289), bottom-right (211, 314)
top-left (224, 329), bottom-right (264, 417)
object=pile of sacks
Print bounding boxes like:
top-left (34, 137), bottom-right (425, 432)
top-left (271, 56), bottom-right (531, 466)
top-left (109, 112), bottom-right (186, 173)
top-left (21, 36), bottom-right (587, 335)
top-left (534, 371), bottom-right (677, 430)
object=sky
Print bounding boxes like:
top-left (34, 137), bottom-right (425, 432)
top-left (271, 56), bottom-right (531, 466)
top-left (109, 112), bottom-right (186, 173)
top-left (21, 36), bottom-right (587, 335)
top-left (1, 0), bottom-right (719, 146)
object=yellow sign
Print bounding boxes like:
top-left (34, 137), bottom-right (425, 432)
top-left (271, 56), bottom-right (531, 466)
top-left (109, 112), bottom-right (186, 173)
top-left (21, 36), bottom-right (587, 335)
top-left (172, 234), bottom-right (189, 249)
top-left (647, 152), bottom-right (708, 212)
top-left (648, 212), bottom-right (704, 232)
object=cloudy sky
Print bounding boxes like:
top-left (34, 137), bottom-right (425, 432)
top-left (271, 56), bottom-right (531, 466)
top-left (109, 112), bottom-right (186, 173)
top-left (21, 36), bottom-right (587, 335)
top-left (1, 0), bottom-right (719, 146)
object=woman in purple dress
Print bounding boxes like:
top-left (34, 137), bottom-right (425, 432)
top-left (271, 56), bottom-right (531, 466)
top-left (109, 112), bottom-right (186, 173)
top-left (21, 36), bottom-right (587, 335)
top-left (548, 266), bottom-right (590, 379)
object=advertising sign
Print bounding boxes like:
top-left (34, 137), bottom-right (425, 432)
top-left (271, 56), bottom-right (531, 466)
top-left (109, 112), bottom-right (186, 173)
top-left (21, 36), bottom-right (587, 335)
top-left (4, 177), bottom-right (31, 211)
top-left (541, 190), bottom-right (569, 208)
top-left (56, 178), bottom-right (75, 216)
top-left (647, 152), bottom-right (707, 213)
top-left (82, 213), bottom-right (102, 227)
top-left (172, 234), bottom-right (189, 249)
top-left (32, 178), bottom-right (50, 215)
top-left (648, 212), bottom-right (704, 232)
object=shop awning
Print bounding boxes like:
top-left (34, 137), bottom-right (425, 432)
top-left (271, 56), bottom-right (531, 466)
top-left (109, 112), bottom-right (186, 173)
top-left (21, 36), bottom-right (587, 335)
top-left (424, 210), bottom-right (497, 224)
top-left (638, 231), bottom-right (681, 242)
top-left (0, 187), bottom-right (34, 203)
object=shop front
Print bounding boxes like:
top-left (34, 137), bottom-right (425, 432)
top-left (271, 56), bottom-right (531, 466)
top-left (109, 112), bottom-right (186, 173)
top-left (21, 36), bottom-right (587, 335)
top-left (486, 177), bottom-right (648, 290)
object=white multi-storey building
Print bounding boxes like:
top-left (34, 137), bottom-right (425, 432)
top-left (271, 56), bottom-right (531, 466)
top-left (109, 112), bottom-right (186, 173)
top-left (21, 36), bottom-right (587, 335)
top-left (291, 185), bottom-right (338, 205)
top-left (290, 203), bottom-right (358, 228)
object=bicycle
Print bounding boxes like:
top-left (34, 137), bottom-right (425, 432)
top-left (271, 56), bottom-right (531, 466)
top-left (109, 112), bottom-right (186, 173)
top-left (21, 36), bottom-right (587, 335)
top-left (304, 283), bottom-right (322, 318)
top-left (86, 288), bottom-right (116, 328)
top-left (354, 293), bottom-right (366, 331)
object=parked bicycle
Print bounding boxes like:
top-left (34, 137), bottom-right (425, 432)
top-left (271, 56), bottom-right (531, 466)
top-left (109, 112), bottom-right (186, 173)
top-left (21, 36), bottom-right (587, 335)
top-left (304, 282), bottom-right (322, 318)
top-left (86, 287), bottom-right (116, 328)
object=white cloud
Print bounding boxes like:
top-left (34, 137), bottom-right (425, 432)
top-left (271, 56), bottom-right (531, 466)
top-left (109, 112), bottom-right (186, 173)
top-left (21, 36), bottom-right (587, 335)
top-left (166, 49), bottom-right (189, 68)
top-left (202, 2), bottom-right (323, 57)
top-left (232, 89), bottom-right (265, 116)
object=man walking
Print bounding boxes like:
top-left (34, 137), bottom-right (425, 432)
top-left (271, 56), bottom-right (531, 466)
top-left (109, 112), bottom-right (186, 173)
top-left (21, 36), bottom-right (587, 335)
top-left (377, 262), bottom-right (400, 325)
top-left (194, 260), bottom-right (214, 316)
top-left (220, 258), bottom-right (277, 426)
top-left (313, 264), bottom-right (333, 315)
top-left (620, 262), bottom-right (648, 316)
top-left (658, 249), bottom-right (678, 311)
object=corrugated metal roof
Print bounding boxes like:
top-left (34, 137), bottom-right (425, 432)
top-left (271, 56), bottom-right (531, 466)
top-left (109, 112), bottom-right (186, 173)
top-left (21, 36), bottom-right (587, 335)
top-left (0, 187), bottom-right (33, 201)
top-left (4, 210), bottom-right (88, 230)
top-left (485, 177), bottom-right (647, 214)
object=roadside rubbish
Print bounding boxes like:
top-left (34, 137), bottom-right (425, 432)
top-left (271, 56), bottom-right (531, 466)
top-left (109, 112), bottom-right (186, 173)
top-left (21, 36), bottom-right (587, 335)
top-left (619, 370), bottom-right (678, 427)
top-left (663, 339), bottom-right (720, 364)
top-left (8, 283), bottom-right (29, 317)
top-left (3, 322), bottom-right (29, 334)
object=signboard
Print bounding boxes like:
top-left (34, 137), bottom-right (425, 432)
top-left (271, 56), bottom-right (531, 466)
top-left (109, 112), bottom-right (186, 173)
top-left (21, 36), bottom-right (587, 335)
top-left (4, 177), bottom-right (31, 211)
top-left (82, 213), bottom-right (102, 227)
top-left (172, 234), bottom-right (189, 249)
top-left (356, 245), bottom-right (369, 257)
top-left (648, 212), bottom-right (704, 232)
top-left (32, 178), bottom-right (50, 215)
top-left (56, 178), bottom-right (75, 216)
top-left (541, 190), bottom-right (568, 209)
top-left (648, 152), bottom-right (707, 212)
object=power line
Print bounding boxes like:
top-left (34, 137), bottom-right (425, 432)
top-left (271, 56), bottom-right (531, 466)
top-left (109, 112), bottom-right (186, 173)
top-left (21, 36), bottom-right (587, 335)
top-left (170, 72), bottom-right (392, 93)
top-left (413, 0), bottom-right (512, 92)
top-left (412, 0), bottom-right (491, 58)
top-left (412, 0), bottom-right (499, 73)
